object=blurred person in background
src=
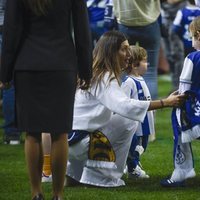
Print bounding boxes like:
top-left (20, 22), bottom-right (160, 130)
top-left (0, 0), bottom-right (21, 145)
top-left (161, 0), bottom-right (186, 90)
top-left (112, 0), bottom-right (161, 100)
top-left (172, 0), bottom-right (200, 56)
top-left (86, 0), bottom-right (116, 48)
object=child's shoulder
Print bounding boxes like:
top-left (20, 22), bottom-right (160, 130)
top-left (123, 75), bottom-right (144, 83)
top-left (122, 76), bottom-right (136, 86)
top-left (122, 76), bottom-right (147, 90)
top-left (122, 76), bottom-right (134, 84)
top-left (187, 51), bottom-right (200, 61)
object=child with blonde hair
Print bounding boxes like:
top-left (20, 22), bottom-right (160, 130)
top-left (161, 16), bottom-right (200, 187)
top-left (121, 45), bottom-right (154, 178)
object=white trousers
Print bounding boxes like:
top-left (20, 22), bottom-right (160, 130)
top-left (67, 114), bottom-right (138, 187)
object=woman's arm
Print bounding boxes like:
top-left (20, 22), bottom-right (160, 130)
top-left (72, 0), bottom-right (93, 85)
top-left (0, 0), bottom-right (24, 83)
top-left (148, 91), bottom-right (186, 111)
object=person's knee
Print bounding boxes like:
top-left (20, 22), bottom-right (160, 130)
top-left (26, 132), bottom-right (41, 142)
top-left (51, 132), bottom-right (67, 142)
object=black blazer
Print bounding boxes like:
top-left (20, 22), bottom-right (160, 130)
top-left (0, 0), bottom-right (92, 83)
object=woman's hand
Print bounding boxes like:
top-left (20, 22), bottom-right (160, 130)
top-left (148, 91), bottom-right (187, 111)
top-left (164, 91), bottom-right (186, 107)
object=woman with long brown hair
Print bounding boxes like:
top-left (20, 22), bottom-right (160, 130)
top-left (66, 30), bottom-right (186, 187)
top-left (0, 0), bottom-right (92, 199)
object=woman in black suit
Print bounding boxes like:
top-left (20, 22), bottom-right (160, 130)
top-left (0, 0), bottom-right (92, 199)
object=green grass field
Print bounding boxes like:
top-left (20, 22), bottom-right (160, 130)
top-left (0, 75), bottom-right (200, 200)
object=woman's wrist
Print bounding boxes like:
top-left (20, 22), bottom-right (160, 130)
top-left (160, 99), bottom-right (164, 108)
top-left (160, 99), bottom-right (170, 108)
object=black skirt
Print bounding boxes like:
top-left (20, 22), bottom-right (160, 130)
top-left (14, 70), bottom-right (77, 133)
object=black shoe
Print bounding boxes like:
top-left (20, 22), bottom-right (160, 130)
top-left (160, 178), bottom-right (185, 187)
top-left (32, 194), bottom-right (44, 200)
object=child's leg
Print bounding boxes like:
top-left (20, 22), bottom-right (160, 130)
top-left (171, 110), bottom-right (195, 182)
top-left (127, 135), bottom-right (149, 172)
top-left (127, 135), bottom-right (149, 178)
top-left (127, 134), bottom-right (140, 172)
top-left (171, 135), bottom-right (195, 182)
top-left (161, 110), bottom-right (195, 187)
top-left (141, 135), bottom-right (149, 151)
top-left (42, 133), bottom-right (52, 182)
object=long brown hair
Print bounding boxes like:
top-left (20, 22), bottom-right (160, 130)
top-left (23, 0), bottom-right (52, 15)
top-left (92, 31), bottom-right (127, 87)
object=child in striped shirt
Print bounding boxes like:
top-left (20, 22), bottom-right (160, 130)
top-left (121, 45), bottom-right (155, 179)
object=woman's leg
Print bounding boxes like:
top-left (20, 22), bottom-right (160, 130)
top-left (24, 132), bottom-right (43, 198)
top-left (51, 133), bottom-right (68, 198)
top-left (67, 135), bottom-right (89, 184)
top-left (80, 114), bottom-right (137, 187)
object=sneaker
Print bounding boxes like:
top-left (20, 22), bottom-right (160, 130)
top-left (148, 133), bottom-right (156, 142)
top-left (42, 173), bottom-right (52, 183)
top-left (3, 134), bottom-right (21, 145)
top-left (128, 165), bottom-right (149, 179)
top-left (160, 178), bottom-right (185, 187)
top-left (9, 140), bottom-right (20, 145)
top-left (160, 168), bottom-right (196, 187)
top-left (123, 165), bottom-right (128, 174)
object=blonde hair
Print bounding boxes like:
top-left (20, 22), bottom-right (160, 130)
top-left (125, 45), bottom-right (147, 74)
top-left (189, 16), bottom-right (200, 39)
top-left (23, 0), bottom-right (52, 15)
top-left (91, 31), bottom-right (127, 86)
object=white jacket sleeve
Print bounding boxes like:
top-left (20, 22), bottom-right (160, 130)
top-left (93, 78), bottom-right (150, 122)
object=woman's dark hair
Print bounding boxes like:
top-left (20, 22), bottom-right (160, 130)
top-left (23, 0), bottom-right (52, 15)
top-left (92, 30), bottom-right (127, 86)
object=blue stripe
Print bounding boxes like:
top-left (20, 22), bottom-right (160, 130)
top-left (129, 77), bottom-right (150, 135)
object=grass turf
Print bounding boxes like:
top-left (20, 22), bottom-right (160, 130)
top-left (0, 75), bottom-right (200, 200)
